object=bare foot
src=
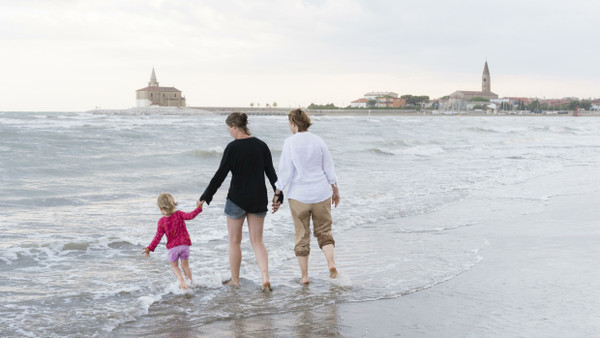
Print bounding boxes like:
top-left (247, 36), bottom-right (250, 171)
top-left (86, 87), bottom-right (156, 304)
top-left (261, 282), bottom-right (272, 292)
top-left (222, 278), bottom-right (240, 287)
top-left (329, 267), bottom-right (338, 279)
top-left (179, 280), bottom-right (188, 290)
top-left (301, 277), bottom-right (310, 285)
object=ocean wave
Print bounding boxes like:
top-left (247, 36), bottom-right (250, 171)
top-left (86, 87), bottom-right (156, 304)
top-left (373, 145), bottom-right (446, 156)
top-left (401, 250), bottom-right (484, 296)
top-left (529, 125), bottom-right (588, 135)
top-left (189, 147), bottom-right (224, 158)
top-left (468, 126), bottom-right (524, 134)
top-left (502, 137), bottom-right (554, 144)
top-left (62, 241), bottom-right (91, 251)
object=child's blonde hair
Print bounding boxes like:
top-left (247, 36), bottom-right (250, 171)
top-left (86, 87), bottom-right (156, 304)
top-left (157, 193), bottom-right (178, 215)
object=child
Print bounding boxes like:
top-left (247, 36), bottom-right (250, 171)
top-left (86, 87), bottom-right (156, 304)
top-left (143, 193), bottom-right (203, 290)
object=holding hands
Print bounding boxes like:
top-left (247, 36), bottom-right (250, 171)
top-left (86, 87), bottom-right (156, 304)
top-left (272, 190), bottom-right (283, 213)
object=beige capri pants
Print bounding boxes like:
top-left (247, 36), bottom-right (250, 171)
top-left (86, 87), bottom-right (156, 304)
top-left (288, 197), bottom-right (335, 257)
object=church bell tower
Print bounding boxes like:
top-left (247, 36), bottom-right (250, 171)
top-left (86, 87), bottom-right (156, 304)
top-left (148, 68), bottom-right (159, 87)
top-left (482, 61), bottom-right (491, 93)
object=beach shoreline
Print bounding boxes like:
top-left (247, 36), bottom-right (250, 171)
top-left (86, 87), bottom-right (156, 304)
top-left (137, 180), bottom-right (600, 337)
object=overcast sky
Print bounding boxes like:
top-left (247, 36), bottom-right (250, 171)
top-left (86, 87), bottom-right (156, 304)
top-left (1, 0), bottom-right (599, 111)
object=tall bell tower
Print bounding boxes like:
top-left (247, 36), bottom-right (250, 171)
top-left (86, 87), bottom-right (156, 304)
top-left (148, 68), bottom-right (159, 87)
top-left (482, 61), bottom-right (491, 93)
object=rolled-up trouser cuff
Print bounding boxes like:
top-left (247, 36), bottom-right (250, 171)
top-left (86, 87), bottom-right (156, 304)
top-left (317, 232), bottom-right (335, 249)
top-left (294, 247), bottom-right (310, 257)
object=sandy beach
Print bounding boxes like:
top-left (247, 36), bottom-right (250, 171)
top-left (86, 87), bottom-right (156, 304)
top-left (163, 174), bottom-right (600, 337)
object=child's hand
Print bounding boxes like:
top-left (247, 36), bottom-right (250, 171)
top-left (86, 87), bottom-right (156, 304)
top-left (197, 200), bottom-right (205, 208)
top-left (142, 247), bottom-right (150, 258)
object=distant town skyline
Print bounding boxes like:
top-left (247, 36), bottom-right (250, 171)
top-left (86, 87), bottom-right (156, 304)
top-left (2, 1), bottom-right (600, 111)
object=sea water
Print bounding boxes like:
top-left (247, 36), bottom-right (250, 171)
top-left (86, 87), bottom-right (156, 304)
top-left (1, 110), bottom-right (600, 336)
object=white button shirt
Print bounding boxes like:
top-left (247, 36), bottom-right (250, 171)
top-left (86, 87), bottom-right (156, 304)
top-left (275, 131), bottom-right (337, 204)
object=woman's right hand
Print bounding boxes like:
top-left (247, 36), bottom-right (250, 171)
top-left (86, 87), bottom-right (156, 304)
top-left (271, 201), bottom-right (281, 213)
top-left (272, 191), bottom-right (281, 213)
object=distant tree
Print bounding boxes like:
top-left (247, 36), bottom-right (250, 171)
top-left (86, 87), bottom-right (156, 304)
top-left (250, 103), bottom-right (254, 107)
top-left (470, 96), bottom-right (490, 102)
top-left (580, 100), bottom-right (592, 110)
top-left (529, 99), bottom-right (541, 112)
top-left (367, 99), bottom-right (377, 108)
top-left (308, 103), bottom-right (338, 109)
top-left (401, 94), bottom-right (430, 107)
top-left (568, 100), bottom-right (580, 110)
top-left (266, 103), bottom-right (270, 108)
top-left (500, 101), bottom-right (511, 111)
top-left (273, 102), bottom-right (278, 107)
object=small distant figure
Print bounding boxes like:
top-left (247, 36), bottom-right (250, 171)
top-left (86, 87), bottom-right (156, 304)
top-left (143, 193), bottom-right (203, 290)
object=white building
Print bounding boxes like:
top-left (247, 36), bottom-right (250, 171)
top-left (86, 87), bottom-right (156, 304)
top-left (350, 98), bottom-right (368, 108)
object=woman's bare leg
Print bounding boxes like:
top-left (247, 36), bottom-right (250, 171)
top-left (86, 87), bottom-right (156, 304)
top-left (226, 216), bottom-right (245, 286)
top-left (247, 214), bottom-right (271, 290)
top-left (321, 244), bottom-right (338, 278)
top-left (297, 255), bottom-right (310, 284)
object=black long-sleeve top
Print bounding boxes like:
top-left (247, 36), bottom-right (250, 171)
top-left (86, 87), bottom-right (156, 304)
top-left (200, 137), bottom-right (278, 213)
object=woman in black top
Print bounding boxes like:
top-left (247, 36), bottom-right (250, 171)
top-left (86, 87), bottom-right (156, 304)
top-left (200, 112), bottom-right (280, 291)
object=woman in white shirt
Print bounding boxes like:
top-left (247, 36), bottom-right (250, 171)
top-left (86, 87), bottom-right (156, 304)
top-left (273, 108), bottom-right (340, 284)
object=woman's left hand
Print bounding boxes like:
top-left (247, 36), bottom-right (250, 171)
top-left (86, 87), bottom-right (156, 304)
top-left (332, 189), bottom-right (340, 208)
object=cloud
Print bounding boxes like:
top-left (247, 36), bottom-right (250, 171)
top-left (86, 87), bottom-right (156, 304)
top-left (1, 0), bottom-right (599, 110)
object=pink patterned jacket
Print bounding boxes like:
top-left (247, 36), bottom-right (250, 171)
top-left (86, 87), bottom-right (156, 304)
top-left (147, 207), bottom-right (202, 251)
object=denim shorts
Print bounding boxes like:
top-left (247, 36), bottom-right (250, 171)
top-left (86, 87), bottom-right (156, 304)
top-left (224, 199), bottom-right (267, 219)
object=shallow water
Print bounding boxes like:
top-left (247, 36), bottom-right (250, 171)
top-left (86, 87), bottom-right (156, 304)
top-left (2, 111), bottom-right (600, 336)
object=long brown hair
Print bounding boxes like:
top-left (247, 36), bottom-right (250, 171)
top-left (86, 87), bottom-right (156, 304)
top-left (226, 112), bottom-right (251, 135)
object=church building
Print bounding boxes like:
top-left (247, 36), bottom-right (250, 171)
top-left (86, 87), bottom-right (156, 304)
top-left (136, 68), bottom-right (186, 107)
top-left (443, 61), bottom-right (498, 111)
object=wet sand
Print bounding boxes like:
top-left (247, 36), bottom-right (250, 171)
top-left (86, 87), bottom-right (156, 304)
top-left (179, 189), bottom-right (600, 337)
